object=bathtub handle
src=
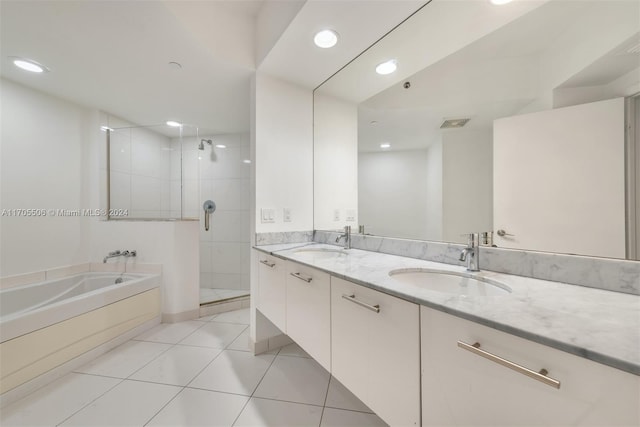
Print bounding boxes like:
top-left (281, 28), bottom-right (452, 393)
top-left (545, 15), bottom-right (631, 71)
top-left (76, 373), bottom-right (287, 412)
top-left (203, 200), bottom-right (216, 231)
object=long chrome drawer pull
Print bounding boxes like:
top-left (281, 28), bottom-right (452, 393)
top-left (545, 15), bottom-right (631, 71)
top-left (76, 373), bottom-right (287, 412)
top-left (290, 272), bottom-right (312, 283)
top-left (457, 341), bottom-right (561, 389)
top-left (259, 259), bottom-right (276, 268)
top-left (342, 294), bottom-right (380, 313)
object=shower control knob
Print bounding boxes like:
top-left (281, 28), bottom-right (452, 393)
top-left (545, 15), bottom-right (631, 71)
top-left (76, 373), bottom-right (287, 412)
top-left (496, 229), bottom-right (514, 237)
top-left (203, 200), bottom-right (216, 231)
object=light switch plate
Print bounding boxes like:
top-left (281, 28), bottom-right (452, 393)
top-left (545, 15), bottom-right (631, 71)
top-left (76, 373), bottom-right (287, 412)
top-left (261, 208), bottom-right (275, 223)
top-left (346, 209), bottom-right (356, 222)
top-left (333, 209), bottom-right (340, 221)
top-left (283, 208), bottom-right (292, 222)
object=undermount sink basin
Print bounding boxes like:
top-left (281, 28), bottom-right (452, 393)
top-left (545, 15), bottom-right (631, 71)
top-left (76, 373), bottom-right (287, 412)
top-left (293, 247), bottom-right (349, 259)
top-left (388, 268), bottom-right (511, 297)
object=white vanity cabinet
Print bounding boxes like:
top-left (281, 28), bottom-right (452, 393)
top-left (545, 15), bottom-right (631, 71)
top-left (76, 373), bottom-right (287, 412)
top-left (285, 261), bottom-right (331, 370)
top-left (421, 306), bottom-right (640, 426)
top-left (256, 253), bottom-right (286, 332)
top-left (331, 277), bottom-right (421, 426)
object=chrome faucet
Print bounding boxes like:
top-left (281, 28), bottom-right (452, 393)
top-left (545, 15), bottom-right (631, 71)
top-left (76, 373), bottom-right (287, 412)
top-left (459, 233), bottom-right (480, 271)
top-left (103, 250), bottom-right (137, 263)
top-left (335, 225), bottom-right (351, 249)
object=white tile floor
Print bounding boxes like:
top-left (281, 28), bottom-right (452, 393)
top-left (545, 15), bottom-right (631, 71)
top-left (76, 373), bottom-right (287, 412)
top-left (1, 308), bottom-right (388, 427)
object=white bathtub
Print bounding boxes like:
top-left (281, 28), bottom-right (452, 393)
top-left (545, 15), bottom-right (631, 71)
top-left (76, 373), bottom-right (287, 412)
top-left (0, 272), bottom-right (161, 396)
top-left (0, 272), bottom-right (159, 342)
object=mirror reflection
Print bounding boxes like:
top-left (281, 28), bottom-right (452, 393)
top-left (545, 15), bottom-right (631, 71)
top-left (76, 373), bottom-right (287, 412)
top-left (314, 0), bottom-right (640, 260)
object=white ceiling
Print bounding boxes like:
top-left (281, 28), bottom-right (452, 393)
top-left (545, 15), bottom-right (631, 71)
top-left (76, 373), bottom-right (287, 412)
top-left (0, 0), bottom-right (427, 136)
top-left (348, 0), bottom-right (640, 152)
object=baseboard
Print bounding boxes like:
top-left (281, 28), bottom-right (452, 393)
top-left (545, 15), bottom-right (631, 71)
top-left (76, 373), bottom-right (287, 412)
top-left (199, 296), bottom-right (250, 317)
top-left (252, 333), bottom-right (293, 355)
top-left (161, 309), bottom-right (200, 323)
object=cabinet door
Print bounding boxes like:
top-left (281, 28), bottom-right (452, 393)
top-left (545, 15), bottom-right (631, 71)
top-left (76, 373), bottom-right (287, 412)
top-left (332, 277), bottom-right (420, 426)
top-left (256, 253), bottom-right (286, 332)
top-left (421, 306), bottom-right (640, 426)
top-left (285, 261), bottom-right (331, 371)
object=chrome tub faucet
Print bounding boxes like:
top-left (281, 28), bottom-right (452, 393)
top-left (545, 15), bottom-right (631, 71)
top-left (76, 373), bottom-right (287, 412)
top-left (103, 249), bottom-right (137, 263)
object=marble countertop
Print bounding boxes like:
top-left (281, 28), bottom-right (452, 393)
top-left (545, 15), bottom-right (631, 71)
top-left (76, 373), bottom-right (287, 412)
top-left (255, 242), bottom-right (640, 376)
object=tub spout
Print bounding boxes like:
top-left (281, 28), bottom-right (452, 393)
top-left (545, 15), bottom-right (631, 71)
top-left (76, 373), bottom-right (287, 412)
top-left (103, 250), bottom-right (122, 263)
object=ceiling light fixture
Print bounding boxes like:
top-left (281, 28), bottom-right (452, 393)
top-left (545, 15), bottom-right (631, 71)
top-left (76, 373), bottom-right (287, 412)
top-left (376, 59), bottom-right (397, 75)
top-left (490, 0), bottom-right (513, 5)
top-left (166, 120), bottom-right (182, 127)
top-left (314, 29), bottom-right (339, 48)
top-left (100, 126), bottom-right (114, 132)
top-left (380, 143), bottom-right (391, 149)
top-left (215, 144), bottom-right (227, 149)
top-left (243, 159), bottom-right (251, 164)
top-left (12, 57), bottom-right (48, 73)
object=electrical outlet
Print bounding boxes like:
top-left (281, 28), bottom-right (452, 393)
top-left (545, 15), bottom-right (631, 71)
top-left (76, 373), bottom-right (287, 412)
top-left (333, 209), bottom-right (340, 221)
top-left (346, 209), bottom-right (356, 222)
top-left (283, 208), bottom-right (292, 222)
top-left (261, 208), bottom-right (275, 223)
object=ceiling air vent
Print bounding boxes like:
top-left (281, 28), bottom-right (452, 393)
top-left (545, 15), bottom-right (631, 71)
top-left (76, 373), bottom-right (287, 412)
top-left (440, 118), bottom-right (470, 129)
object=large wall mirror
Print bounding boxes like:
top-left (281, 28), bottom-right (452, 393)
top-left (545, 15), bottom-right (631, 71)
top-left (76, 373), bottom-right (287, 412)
top-left (314, 0), bottom-right (640, 260)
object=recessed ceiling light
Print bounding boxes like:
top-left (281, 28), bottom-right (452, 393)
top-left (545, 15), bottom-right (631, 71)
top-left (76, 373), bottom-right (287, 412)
top-left (12, 57), bottom-right (48, 73)
top-left (370, 120), bottom-right (378, 125)
top-left (166, 120), bottom-right (182, 127)
top-left (168, 61), bottom-right (182, 69)
top-left (314, 29), bottom-right (339, 48)
top-left (376, 59), bottom-right (397, 75)
top-left (380, 143), bottom-right (391, 149)
top-left (242, 159), bottom-right (251, 164)
top-left (490, 0), bottom-right (513, 4)
top-left (215, 144), bottom-right (226, 149)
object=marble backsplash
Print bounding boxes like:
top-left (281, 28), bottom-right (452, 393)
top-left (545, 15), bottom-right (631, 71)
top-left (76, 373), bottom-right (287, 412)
top-left (255, 231), bottom-right (314, 246)
top-left (313, 230), bottom-right (640, 296)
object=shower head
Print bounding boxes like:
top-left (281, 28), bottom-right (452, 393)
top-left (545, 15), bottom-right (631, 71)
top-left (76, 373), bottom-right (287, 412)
top-left (198, 139), bottom-right (213, 150)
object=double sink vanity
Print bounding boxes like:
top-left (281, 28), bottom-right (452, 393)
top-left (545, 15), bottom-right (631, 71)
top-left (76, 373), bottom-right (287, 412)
top-left (254, 242), bottom-right (639, 426)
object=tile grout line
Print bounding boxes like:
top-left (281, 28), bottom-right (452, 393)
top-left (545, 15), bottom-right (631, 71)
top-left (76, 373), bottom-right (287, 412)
top-left (318, 372), bottom-right (333, 426)
top-left (143, 322), bottom-right (249, 426)
top-left (230, 342), bottom-right (283, 426)
top-left (55, 374), bottom-right (126, 426)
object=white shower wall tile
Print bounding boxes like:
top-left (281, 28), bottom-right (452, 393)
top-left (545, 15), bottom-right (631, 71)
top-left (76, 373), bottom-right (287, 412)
top-left (131, 175), bottom-right (162, 212)
top-left (208, 211), bottom-right (244, 242)
top-left (109, 131), bottom-right (131, 173)
top-left (199, 243), bottom-right (213, 273)
top-left (109, 171), bottom-right (131, 211)
top-left (210, 243), bottom-right (243, 274)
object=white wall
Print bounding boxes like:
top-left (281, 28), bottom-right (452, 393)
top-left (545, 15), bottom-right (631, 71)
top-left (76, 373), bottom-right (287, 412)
top-left (494, 98), bottom-right (626, 258)
top-left (425, 141), bottom-right (443, 241)
top-left (442, 129), bottom-right (493, 243)
top-left (0, 78), bottom-right (91, 276)
top-left (359, 149), bottom-right (429, 240)
top-left (314, 93), bottom-right (358, 230)
top-left (198, 133), bottom-right (251, 292)
top-left (253, 73), bottom-right (313, 233)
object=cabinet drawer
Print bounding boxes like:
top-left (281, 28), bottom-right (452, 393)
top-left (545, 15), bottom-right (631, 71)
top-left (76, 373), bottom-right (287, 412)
top-left (285, 261), bottom-right (331, 371)
top-left (256, 253), bottom-right (286, 332)
top-left (421, 306), bottom-right (640, 426)
top-left (332, 277), bottom-right (420, 426)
